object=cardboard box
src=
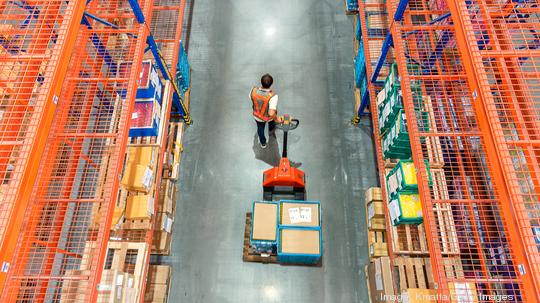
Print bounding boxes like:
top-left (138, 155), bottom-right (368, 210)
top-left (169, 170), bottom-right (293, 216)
top-left (365, 187), bottom-right (383, 204)
top-left (367, 257), bottom-right (394, 303)
top-left (158, 179), bottom-right (176, 214)
top-left (97, 269), bottom-right (136, 303)
top-left (280, 229), bottom-right (320, 255)
top-left (125, 195), bottom-right (154, 220)
top-left (121, 164), bottom-right (154, 193)
top-left (148, 265), bottom-right (171, 284)
top-left (402, 289), bottom-right (437, 303)
top-left (368, 230), bottom-right (388, 258)
top-left (252, 202), bottom-right (278, 241)
top-left (367, 201), bottom-right (385, 220)
top-left (368, 217), bottom-right (386, 231)
top-left (126, 146), bottom-right (158, 168)
top-left (280, 201), bottom-right (320, 227)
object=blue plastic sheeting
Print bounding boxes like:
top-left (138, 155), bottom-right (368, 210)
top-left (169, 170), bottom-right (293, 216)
top-left (346, 0), bottom-right (358, 12)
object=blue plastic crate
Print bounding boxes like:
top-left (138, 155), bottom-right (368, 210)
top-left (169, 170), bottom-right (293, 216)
top-left (279, 200), bottom-right (321, 228)
top-left (250, 201), bottom-right (279, 254)
top-left (277, 226), bottom-right (322, 265)
top-left (136, 60), bottom-right (163, 102)
top-left (346, 0), bottom-right (359, 13)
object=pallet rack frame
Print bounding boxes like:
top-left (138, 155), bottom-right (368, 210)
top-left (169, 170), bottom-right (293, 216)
top-left (359, 0), bottom-right (540, 301)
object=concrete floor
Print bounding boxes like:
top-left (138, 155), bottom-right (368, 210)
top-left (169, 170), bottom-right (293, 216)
top-left (159, 1), bottom-right (378, 302)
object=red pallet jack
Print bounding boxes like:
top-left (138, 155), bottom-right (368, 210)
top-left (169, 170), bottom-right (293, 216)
top-left (262, 114), bottom-right (306, 201)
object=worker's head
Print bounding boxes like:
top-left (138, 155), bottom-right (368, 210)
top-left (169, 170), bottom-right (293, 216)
top-left (261, 74), bottom-right (273, 89)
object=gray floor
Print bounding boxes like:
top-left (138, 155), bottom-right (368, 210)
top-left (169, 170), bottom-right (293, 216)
top-left (160, 1), bottom-right (378, 302)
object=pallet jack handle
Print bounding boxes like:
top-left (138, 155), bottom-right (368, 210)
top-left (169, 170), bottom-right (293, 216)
top-left (275, 114), bottom-right (299, 158)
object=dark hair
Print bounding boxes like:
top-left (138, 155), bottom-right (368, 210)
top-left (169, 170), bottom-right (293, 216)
top-left (261, 74), bottom-right (273, 89)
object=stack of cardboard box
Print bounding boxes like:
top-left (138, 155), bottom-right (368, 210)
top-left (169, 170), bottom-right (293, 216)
top-left (144, 265), bottom-right (171, 303)
top-left (365, 187), bottom-right (388, 260)
top-left (151, 178), bottom-right (176, 255)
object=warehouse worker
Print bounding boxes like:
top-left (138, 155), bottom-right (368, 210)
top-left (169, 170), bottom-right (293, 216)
top-left (251, 73), bottom-right (282, 148)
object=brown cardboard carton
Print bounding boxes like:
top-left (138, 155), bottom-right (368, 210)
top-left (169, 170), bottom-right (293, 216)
top-left (125, 195), bottom-right (154, 219)
top-left (365, 187), bottom-right (383, 204)
top-left (367, 257), bottom-right (394, 303)
top-left (280, 229), bottom-right (320, 255)
top-left (121, 164), bottom-right (153, 193)
top-left (252, 202), bottom-right (278, 241)
top-left (126, 146), bottom-right (158, 168)
top-left (280, 202), bottom-right (319, 227)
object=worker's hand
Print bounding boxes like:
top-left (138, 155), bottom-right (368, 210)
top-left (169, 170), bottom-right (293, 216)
top-left (276, 116), bottom-right (284, 123)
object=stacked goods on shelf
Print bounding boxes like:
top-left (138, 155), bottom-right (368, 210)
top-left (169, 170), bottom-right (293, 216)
top-left (366, 187), bottom-right (385, 231)
top-left (344, 0), bottom-right (358, 15)
top-left (173, 42), bottom-right (191, 106)
top-left (97, 242), bottom-right (150, 303)
top-left (250, 201), bottom-right (279, 254)
top-left (365, 187), bottom-right (388, 260)
top-left (385, 160), bottom-right (432, 225)
top-left (97, 270), bottom-right (137, 303)
top-left (277, 201), bottom-right (322, 265)
top-left (130, 60), bottom-right (164, 137)
top-left (381, 110), bottom-right (411, 159)
top-left (162, 122), bottom-right (185, 181)
top-left (365, 257), bottom-right (394, 303)
top-left (144, 265), bottom-right (172, 303)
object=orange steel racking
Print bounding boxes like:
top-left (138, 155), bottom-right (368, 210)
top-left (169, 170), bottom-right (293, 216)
top-left (360, 0), bottom-right (540, 302)
top-left (0, 0), bottom-right (87, 294)
top-left (0, 0), bottom-right (180, 301)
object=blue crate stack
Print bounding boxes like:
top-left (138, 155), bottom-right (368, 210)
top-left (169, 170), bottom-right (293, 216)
top-left (276, 200), bottom-right (322, 265)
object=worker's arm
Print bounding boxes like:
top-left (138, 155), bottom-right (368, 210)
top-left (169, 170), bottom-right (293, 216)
top-left (268, 95), bottom-right (282, 122)
top-left (269, 109), bottom-right (282, 123)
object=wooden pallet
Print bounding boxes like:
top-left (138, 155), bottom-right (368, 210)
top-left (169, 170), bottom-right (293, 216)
top-left (242, 212), bottom-right (278, 264)
top-left (430, 168), bottom-right (460, 255)
top-left (391, 224), bottom-right (429, 256)
top-left (393, 257), bottom-right (435, 292)
top-left (242, 212), bottom-right (322, 267)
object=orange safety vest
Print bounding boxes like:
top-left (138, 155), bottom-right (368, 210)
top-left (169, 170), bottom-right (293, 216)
top-left (250, 87), bottom-right (275, 122)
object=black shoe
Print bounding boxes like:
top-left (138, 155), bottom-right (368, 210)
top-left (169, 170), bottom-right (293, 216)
top-left (260, 142), bottom-right (267, 149)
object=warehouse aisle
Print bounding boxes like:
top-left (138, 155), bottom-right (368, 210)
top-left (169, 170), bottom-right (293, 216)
top-left (162, 1), bottom-right (378, 302)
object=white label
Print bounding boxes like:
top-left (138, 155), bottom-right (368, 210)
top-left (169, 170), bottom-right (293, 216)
top-left (368, 203), bottom-right (375, 219)
top-left (53, 95), bottom-right (59, 104)
top-left (147, 197), bottom-right (155, 216)
top-left (299, 207), bottom-right (312, 223)
top-left (115, 274), bottom-right (124, 286)
top-left (288, 208), bottom-right (301, 224)
top-left (131, 112), bottom-right (138, 119)
top-left (142, 167), bottom-right (153, 190)
top-left (518, 264), bottom-right (526, 275)
top-left (97, 284), bottom-right (112, 291)
top-left (115, 286), bottom-right (123, 299)
top-left (162, 215), bottom-right (173, 233)
top-left (1, 262), bottom-right (9, 272)
top-left (369, 245), bottom-right (374, 255)
top-left (374, 261), bottom-right (383, 291)
top-left (127, 277), bottom-right (134, 288)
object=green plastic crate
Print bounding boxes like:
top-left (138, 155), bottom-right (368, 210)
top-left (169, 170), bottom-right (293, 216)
top-left (388, 192), bottom-right (423, 225)
top-left (386, 160), bottom-right (433, 198)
